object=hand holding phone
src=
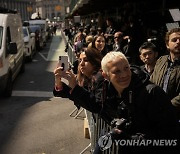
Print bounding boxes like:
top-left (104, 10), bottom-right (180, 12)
top-left (59, 55), bottom-right (69, 71)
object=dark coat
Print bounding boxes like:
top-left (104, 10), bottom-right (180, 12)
top-left (53, 71), bottom-right (104, 109)
top-left (62, 66), bottom-right (178, 140)
top-left (53, 66), bottom-right (179, 153)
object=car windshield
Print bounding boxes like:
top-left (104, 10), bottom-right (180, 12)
top-left (0, 26), bottom-right (3, 49)
top-left (23, 28), bottom-right (28, 37)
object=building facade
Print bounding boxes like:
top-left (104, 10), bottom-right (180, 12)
top-left (0, 0), bottom-right (68, 21)
top-left (35, 0), bottom-right (66, 21)
top-left (0, 0), bottom-right (36, 21)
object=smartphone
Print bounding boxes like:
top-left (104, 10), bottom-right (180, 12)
top-left (59, 55), bottom-right (69, 71)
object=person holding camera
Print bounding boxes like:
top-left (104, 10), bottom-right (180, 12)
top-left (99, 51), bottom-right (179, 153)
top-left (53, 47), bottom-right (104, 108)
top-left (60, 51), bottom-right (178, 153)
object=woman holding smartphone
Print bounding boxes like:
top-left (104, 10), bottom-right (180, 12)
top-left (53, 47), bottom-right (104, 106)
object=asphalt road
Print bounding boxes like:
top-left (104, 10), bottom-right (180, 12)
top-left (0, 33), bottom-right (90, 154)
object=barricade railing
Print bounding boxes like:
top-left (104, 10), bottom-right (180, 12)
top-left (61, 30), bottom-right (119, 153)
top-left (86, 110), bottom-right (120, 154)
top-left (60, 29), bottom-right (76, 64)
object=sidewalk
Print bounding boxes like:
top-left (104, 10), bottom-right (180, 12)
top-left (48, 30), bottom-right (91, 154)
top-left (47, 30), bottom-right (67, 61)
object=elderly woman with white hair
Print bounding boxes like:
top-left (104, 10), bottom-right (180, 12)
top-left (61, 51), bottom-right (178, 153)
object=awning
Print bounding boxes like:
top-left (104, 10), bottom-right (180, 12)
top-left (69, 0), bottom-right (144, 16)
top-left (70, 0), bottom-right (90, 16)
top-left (68, 0), bottom-right (180, 17)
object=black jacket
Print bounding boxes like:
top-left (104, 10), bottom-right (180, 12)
top-left (53, 71), bottom-right (104, 109)
top-left (53, 66), bottom-right (178, 140)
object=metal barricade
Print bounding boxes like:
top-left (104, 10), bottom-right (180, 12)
top-left (86, 110), bottom-right (120, 154)
top-left (60, 29), bottom-right (76, 64)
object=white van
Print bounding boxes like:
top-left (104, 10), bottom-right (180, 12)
top-left (0, 8), bottom-right (25, 97)
top-left (29, 19), bottom-right (48, 46)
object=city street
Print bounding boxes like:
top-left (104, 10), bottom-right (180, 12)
top-left (0, 31), bottom-right (90, 154)
top-left (1, 1), bottom-right (179, 154)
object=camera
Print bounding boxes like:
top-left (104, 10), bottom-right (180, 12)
top-left (111, 101), bottom-right (132, 131)
top-left (111, 118), bottom-right (129, 130)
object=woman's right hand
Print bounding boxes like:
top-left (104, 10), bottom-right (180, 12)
top-left (54, 66), bottom-right (77, 89)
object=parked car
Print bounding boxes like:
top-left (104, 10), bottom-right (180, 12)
top-left (29, 25), bottom-right (44, 51)
top-left (0, 7), bottom-right (25, 97)
top-left (23, 26), bottom-right (36, 61)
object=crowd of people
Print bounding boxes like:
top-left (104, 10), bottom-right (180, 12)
top-left (54, 19), bottom-right (180, 153)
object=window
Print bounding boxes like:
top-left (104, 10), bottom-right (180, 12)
top-left (23, 28), bottom-right (28, 37)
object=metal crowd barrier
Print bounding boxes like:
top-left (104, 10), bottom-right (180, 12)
top-left (60, 30), bottom-right (85, 120)
top-left (61, 30), bottom-right (119, 154)
top-left (60, 29), bottom-right (76, 64)
top-left (86, 110), bottom-right (119, 154)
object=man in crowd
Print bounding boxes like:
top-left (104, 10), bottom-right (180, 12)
top-left (104, 17), bottom-right (117, 51)
top-left (113, 31), bottom-right (124, 51)
top-left (139, 42), bottom-right (158, 75)
top-left (150, 28), bottom-right (180, 112)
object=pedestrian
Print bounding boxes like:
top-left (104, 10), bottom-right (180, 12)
top-left (53, 25), bottom-right (57, 35)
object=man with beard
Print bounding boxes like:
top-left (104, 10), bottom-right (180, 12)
top-left (139, 42), bottom-right (158, 75)
top-left (150, 27), bottom-right (180, 115)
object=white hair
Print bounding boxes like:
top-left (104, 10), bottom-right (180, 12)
top-left (101, 51), bottom-right (128, 74)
